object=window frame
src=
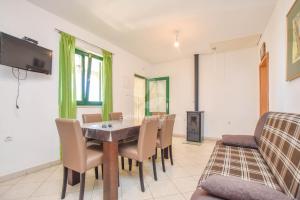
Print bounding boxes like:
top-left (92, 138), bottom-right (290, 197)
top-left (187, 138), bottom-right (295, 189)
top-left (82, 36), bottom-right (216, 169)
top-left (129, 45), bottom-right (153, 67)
top-left (75, 48), bottom-right (103, 106)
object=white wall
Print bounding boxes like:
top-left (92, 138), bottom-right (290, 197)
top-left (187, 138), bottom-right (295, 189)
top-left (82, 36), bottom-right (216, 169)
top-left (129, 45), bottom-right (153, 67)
top-left (0, 0), bottom-right (150, 176)
top-left (150, 47), bottom-right (259, 138)
top-left (260, 0), bottom-right (300, 114)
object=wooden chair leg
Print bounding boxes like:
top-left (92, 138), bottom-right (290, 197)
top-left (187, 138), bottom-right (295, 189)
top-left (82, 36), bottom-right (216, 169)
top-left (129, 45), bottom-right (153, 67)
top-left (136, 161), bottom-right (139, 166)
top-left (155, 148), bottom-right (157, 159)
top-left (121, 157), bottom-right (125, 170)
top-left (152, 156), bottom-right (157, 181)
top-left (61, 166), bottom-right (68, 199)
top-left (101, 164), bottom-right (104, 180)
top-left (161, 149), bottom-right (166, 172)
top-left (138, 162), bottom-right (145, 192)
top-left (169, 145), bottom-right (174, 165)
top-left (128, 159), bottom-right (132, 171)
top-left (94, 167), bottom-right (99, 179)
top-left (79, 173), bottom-right (85, 200)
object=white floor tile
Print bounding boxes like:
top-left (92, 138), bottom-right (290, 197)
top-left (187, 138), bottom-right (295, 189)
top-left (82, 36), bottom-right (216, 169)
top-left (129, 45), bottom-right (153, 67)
top-left (0, 137), bottom-right (215, 200)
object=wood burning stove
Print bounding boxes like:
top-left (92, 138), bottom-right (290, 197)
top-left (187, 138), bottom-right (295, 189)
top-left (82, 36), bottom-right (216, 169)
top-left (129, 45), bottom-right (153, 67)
top-left (187, 111), bottom-right (204, 142)
top-left (186, 54), bottom-right (204, 142)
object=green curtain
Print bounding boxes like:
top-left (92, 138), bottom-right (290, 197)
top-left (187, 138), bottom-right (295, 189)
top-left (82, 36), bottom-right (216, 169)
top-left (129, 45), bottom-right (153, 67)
top-left (102, 50), bottom-right (113, 121)
top-left (58, 32), bottom-right (77, 119)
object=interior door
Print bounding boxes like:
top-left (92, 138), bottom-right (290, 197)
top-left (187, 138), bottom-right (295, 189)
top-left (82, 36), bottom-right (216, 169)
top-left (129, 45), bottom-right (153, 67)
top-left (259, 53), bottom-right (269, 116)
top-left (146, 77), bottom-right (169, 116)
top-left (134, 75), bottom-right (146, 122)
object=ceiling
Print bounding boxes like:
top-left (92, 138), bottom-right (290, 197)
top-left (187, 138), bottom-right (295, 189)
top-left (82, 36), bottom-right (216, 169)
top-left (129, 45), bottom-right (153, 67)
top-left (28, 0), bottom-right (277, 64)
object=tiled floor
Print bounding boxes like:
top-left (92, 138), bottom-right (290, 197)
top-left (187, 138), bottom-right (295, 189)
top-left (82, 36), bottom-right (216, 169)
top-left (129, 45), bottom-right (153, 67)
top-left (0, 137), bottom-right (216, 200)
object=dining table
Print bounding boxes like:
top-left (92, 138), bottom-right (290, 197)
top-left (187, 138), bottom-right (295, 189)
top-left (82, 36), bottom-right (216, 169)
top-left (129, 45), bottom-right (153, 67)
top-left (66, 119), bottom-right (164, 200)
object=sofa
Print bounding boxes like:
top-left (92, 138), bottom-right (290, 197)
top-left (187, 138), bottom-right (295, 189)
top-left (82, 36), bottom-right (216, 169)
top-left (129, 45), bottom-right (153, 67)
top-left (191, 112), bottom-right (300, 200)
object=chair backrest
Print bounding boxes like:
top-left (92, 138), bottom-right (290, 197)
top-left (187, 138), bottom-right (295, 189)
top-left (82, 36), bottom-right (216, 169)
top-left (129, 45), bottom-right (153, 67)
top-left (258, 112), bottom-right (300, 199)
top-left (55, 118), bottom-right (87, 173)
top-left (137, 117), bottom-right (159, 161)
top-left (109, 112), bottom-right (123, 120)
top-left (82, 113), bottom-right (102, 123)
top-left (159, 114), bottom-right (176, 149)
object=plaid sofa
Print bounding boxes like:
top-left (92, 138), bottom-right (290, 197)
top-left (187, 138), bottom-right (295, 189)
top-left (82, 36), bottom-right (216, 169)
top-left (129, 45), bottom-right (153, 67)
top-left (191, 112), bottom-right (300, 200)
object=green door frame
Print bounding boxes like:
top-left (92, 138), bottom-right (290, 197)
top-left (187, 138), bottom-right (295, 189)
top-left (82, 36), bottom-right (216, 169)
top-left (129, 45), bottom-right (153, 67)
top-left (146, 76), bottom-right (170, 116)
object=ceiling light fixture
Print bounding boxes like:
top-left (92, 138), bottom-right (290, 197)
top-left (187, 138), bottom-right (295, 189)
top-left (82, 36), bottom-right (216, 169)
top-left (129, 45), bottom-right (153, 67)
top-left (174, 31), bottom-right (180, 48)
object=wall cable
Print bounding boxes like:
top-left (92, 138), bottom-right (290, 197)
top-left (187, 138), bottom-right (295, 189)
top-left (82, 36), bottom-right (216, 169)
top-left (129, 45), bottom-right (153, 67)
top-left (11, 68), bottom-right (28, 109)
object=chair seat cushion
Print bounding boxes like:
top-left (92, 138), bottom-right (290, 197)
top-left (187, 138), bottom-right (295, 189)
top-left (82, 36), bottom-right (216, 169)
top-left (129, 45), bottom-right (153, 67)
top-left (222, 135), bottom-right (258, 149)
top-left (86, 145), bottom-right (103, 170)
top-left (200, 175), bottom-right (290, 200)
top-left (119, 141), bottom-right (139, 161)
top-left (198, 142), bottom-right (282, 192)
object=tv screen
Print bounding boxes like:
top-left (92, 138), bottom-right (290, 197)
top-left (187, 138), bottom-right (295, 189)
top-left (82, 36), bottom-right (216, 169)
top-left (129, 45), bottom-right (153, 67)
top-left (0, 32), bottom-right (52, 74)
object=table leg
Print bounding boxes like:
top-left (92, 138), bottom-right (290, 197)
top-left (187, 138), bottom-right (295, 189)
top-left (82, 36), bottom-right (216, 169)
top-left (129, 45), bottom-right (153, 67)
top-left (67, 169), bottom-right (80, 186)
top-left (103, 142), bottom-right (118, 200)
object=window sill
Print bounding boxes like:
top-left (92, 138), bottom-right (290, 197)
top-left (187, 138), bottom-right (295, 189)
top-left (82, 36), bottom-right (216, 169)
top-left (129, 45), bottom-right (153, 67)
top-left (77, 105), bottom-right (102, 108)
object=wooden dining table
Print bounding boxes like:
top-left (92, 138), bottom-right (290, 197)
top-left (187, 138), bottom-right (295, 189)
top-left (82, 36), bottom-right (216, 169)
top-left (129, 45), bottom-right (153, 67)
top-left (66, 119), bottom-right (144, 200)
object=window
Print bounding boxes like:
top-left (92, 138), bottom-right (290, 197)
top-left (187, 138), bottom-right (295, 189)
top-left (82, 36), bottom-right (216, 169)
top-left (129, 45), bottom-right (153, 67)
top-left (75, 49), bottom-right (102, 106)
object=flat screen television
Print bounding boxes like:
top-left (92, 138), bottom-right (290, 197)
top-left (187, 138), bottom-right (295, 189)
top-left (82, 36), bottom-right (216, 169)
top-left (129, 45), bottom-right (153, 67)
top-left (0, 32), bottom-right (52, 74)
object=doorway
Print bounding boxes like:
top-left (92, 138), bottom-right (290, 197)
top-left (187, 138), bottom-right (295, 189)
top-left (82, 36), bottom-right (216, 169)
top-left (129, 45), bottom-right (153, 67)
top-left (146, 77), bottom-right (170, 116)
top-left (134, 74), bottom-right (146, 122)
top-left (259, 53), bottom-right (269, 116)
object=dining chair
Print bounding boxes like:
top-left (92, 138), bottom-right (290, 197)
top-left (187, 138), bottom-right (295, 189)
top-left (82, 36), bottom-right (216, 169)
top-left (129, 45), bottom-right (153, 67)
top-left (109, 112), bottom-right (138, 169)
top-left (119, 117), bottom-right (159, 192)
top-left (55, 119), bottom-right (103, 200)
top-left (82, 113), bottom-right (104, 178)
top-left (156, 114), bottom-right (176, 172)
top-left (109, 112), bottom-right (123, 120)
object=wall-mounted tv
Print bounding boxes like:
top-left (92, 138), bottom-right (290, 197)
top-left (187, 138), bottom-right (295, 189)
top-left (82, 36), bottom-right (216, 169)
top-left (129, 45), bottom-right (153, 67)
top-left (0, 32), bottom-right (52, 75)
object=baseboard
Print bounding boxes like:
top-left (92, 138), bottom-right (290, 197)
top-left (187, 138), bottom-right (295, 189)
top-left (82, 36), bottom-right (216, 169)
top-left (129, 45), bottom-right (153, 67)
top-left (0, 160), bottom-right (61, 183)
top-left (173, 133), bottom-right (220, 141)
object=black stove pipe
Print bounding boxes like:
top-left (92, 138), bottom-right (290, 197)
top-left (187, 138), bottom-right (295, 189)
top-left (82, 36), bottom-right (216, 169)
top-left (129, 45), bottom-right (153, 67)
top-left (194, 54), bottom-right (199, 111)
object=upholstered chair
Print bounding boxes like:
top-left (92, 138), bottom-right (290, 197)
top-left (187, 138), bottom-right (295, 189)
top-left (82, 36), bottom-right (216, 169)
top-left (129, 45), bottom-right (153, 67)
top-left (119, 117), bottom-right (160, 192)
top-left (156, 114), bottom-right (176, 172)
top-left (55, 119), bottom-right (103, 200)
top-left (109, 112), bottom-right (123, 120)
top-left (82, 113), bottom-right (103, 176)
top-left (109, 112), bottom-right (138, 169)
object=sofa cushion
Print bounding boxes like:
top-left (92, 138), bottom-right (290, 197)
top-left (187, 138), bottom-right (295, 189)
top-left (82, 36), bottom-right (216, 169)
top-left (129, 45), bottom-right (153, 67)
top-left (191, 188), bottom-right (224, 200)
top-left (259, 112), bottom-right (300, 199)
top-left (199, 142), bottom-right (282, 192)
top-left (200, 175), bottom-right (290, 200)
top-left (222, 135), bottom-right (258, 149)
